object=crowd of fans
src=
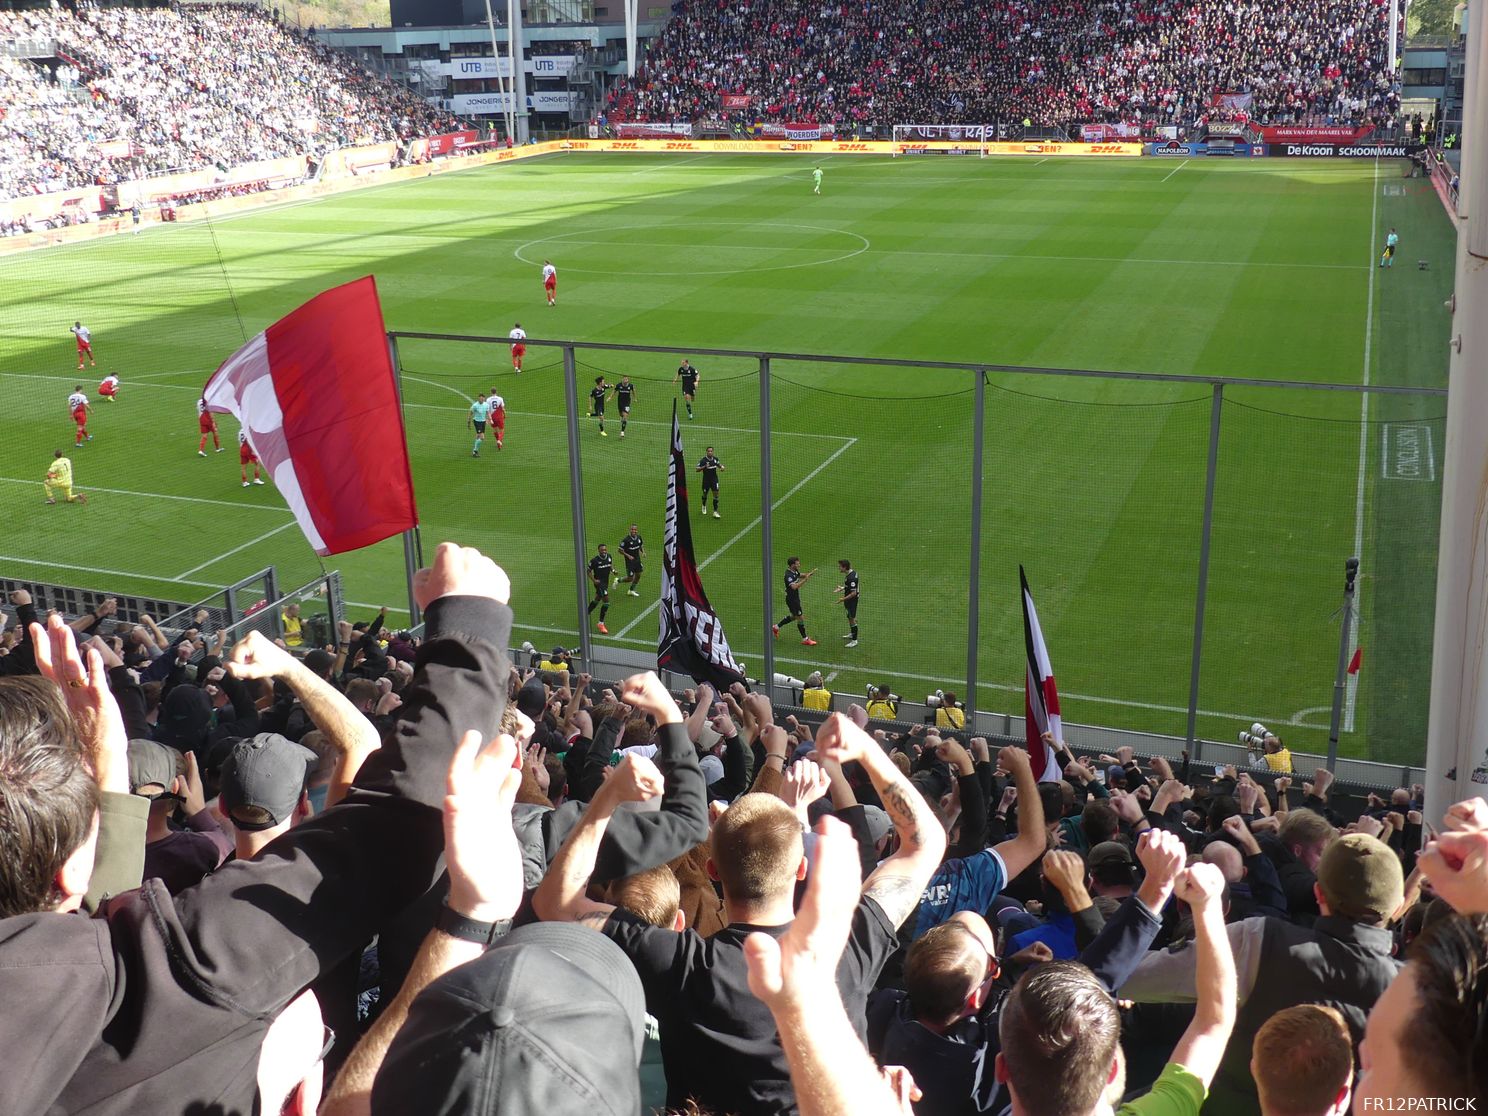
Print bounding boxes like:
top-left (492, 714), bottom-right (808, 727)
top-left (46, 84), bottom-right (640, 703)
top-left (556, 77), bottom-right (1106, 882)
top-left (0, 3), bottom-right (458, 201)
top-left (0, 543), bottom-right (1483, 1115)
top-left (611, 0), bottom-right (1400, 132)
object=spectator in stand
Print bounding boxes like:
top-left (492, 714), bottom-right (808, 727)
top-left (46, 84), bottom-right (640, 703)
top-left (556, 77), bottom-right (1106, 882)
top-left (217, 733), bottom-right (318, 861)
top-left (1251, 1004), bottom-right (1354, 1116)
top-left (127, 738), bottom-right (232, 893)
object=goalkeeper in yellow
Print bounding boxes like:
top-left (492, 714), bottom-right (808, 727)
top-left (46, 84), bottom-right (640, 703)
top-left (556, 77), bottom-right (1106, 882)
top-left (44, 449), bottom-right (88, 505)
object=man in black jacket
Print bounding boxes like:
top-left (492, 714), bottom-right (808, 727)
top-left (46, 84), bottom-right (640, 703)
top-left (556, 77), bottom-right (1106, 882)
top-left (0, 541), bottom-right (513, 1115)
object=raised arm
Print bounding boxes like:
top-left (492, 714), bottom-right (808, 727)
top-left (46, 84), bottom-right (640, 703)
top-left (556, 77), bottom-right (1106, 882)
top-left (992, 745), bottom-right (1045, 881)
top-left (227, 631), bottom-right (382, 809)
top-left (817, 713), bottom-right (946, 927)
top-left (1165, 863), bottom-right (1237, 1089)
top-left (531, 752), bottom-right (664, 926)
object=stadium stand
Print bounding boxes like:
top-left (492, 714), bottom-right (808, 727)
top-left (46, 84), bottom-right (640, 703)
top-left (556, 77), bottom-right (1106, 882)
top-left (608, 0), bottom-right (1401, 131)
top-left (0, 544), bottom-right (1482, 1113)
top-left (0, 3), bottom-right (457, 201)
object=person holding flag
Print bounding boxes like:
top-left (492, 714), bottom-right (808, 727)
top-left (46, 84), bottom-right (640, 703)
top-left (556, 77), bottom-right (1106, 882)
top-left (657, 401), bottom-right (747, 691)
top-left (1021, 565), bottom-right (1064, 783)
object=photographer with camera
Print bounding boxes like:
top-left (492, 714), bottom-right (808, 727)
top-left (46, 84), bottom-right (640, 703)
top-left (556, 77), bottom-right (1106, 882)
top-left (1238, 723), bottom-right (1292, 774)
top-left (865, 684), bottom-right (897, 721)
top-left (931, 689), bottom-right (966, 731)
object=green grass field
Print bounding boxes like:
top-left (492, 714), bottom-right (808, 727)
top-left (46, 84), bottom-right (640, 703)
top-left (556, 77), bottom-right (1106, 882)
top-left (0, 152), bottom-right (1452, 763)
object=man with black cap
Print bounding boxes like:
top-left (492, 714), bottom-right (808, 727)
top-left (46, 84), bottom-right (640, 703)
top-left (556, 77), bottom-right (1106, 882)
top-left (218, 732), bottom-right (318, 860)
top-left (0, 541), bottom-right (514, 1115)
top-left (1119, 831), bottom-right (1405, 1114)
top-left (535, 709), bottom-right (947, 1116)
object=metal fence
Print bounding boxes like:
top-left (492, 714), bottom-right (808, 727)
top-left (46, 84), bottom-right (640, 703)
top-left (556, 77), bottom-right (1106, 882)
top-left (389, 331), bottom-right (1446, 777)
top-left (210, 571), bottom-right (346, 652)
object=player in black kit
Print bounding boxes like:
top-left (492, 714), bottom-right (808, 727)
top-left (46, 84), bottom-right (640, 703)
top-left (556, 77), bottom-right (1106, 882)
top-left (773, 556), bottom-right (819, 646)
top-left (836, 558), bottom-right (859, 647)
top-left (615, 376), bottom-right (637, 438)
top-left (588, 543), bottom-right (614, 633)
top-left (619, 524), bottom-right (645, 596)
top-left (696, 446), bottom-right (723, 518)
top-left (590, 376), bottom-right (611, 437)
top-left (673, 359), bottom-right (700, 419)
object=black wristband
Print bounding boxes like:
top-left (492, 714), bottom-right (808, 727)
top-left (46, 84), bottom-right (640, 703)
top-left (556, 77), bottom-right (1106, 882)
top-left (436, 898), bottom-right (510, 947)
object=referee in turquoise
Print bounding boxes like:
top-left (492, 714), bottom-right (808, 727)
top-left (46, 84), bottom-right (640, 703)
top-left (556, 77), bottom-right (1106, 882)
top-left (469, 393), bottom-right (491, 456)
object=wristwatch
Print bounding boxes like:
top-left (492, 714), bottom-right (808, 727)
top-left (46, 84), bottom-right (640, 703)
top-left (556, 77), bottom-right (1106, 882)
top-left (436, 897), bottom-right (511, 947)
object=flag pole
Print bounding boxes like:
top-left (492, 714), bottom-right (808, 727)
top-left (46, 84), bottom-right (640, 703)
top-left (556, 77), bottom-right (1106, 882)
top-left (387, 332), bottom-right (423, 629)
top-left (562, 345), bottom-right (593, 665)
top-left (758, 355), bottom-right (776, 703)
top-left (1326, 557), bottom-right (1360, 769)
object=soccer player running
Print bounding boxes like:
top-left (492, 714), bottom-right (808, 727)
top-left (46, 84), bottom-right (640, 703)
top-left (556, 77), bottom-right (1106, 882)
top-left (1380, 227), bottom-right (1399, 268)
top-left (44, 449), bottom-right (86, 505)
top-left (487, 388), bottom-right (507, 450)
top-left (197, 397), bottom-right (222, 455)
top-left (542, 259), bottom-right (558, 306)
top-left (619, 524), bottom-right (645, 596)
top-left (590, 375), bottom-right (611, 437)
top-left (98, 373), bottom-right (119, 402)
top-left (696, 445), bottom-right (723, 518)
top-left (835, 558), bottom-right (860, 647)
top-left (468, 392), bottom-right (491, 457)
top-left (812, 165), bottom-right (823, 194)
top-left (509, 323), bottom-right (527, 373)
top-left (587, 542), bottom-right (614, 633)
top-left (673, 358), bottom-right (700, 419)
top-left (773, 556), bottom-right (819, 646)
top-left (67, 386), bottom-right (92, 447)
top-left (71, 322), bottom-right (95, 369)
top-left (615, 375), bottom-right (637, 438)
top-left (238, 430), bottom-right (265, 487)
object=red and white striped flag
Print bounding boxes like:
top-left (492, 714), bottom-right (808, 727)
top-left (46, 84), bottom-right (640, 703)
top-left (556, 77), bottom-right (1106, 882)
top-left (1021, 566), bottom-right (1062, 782)
top-left (201, 277), bottom-right (418, 556)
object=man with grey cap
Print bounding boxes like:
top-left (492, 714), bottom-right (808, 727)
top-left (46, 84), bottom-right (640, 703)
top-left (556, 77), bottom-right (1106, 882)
top-left (218, 732), bottom-right (318, 860)
top-left (128, 737), bottom-right (232, 893)
top-left (1119, 831), bottom-right (1404, 1114)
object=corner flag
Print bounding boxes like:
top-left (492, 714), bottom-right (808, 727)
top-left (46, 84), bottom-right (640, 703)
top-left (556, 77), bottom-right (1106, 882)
top-left (658, 401), bottom-right (746, 690)
top-left (1021, 566), bottom-right (1062, 782)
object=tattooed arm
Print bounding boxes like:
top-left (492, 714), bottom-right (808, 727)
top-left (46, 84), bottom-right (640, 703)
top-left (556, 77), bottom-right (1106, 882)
top-left (817, 713), bottom-right (946, 928)
top-left (531, 753), bottom-right (664, 925)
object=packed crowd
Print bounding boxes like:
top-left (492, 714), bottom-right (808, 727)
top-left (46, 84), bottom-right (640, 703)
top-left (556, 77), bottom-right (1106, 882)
top-left (0, 3), bottom-right (458, 201)
top-left (611, 0), bottom-right (1400, 131)
top-left (0, 542), bottom-right (1483, 1116)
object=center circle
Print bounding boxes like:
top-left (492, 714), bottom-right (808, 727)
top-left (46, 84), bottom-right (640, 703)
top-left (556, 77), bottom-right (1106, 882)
top-left (512, 220), bottom-right (870, 276)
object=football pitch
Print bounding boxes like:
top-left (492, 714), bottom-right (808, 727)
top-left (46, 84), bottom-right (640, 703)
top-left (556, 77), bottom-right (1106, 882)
top-left (0, 152), bottom-right (1453, 763)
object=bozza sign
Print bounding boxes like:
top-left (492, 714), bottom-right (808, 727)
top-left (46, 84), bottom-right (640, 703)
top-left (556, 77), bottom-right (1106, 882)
top-left (1152, 141), bottom-right (1187, 157)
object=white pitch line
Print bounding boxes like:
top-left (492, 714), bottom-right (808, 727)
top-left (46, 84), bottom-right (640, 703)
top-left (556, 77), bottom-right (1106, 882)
top-left (0, 474), bottom-right (289, 513)
top-left (0, 554), bottom-right (223, 591)
top-left (397, 374), bottom-right (852, 442)
top-left (1160, 159), bottom-right (1190, 183)
top-left (173, 519), bottom-right (299, 580)
top-left (610, 435), bottom-right (859, 642)
top-left (631, 153), bottom-right (714, 174)
top-left (1343, 161), bottom-right (1380, 734)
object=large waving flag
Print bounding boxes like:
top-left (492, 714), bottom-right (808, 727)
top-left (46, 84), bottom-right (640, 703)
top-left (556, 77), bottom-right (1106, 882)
top-left (202, 277), bottom-right (418, 556)
top-left (658, 401), bottom-right (746, 690)
top-left (1021, 566), bottom-right (1062, 782)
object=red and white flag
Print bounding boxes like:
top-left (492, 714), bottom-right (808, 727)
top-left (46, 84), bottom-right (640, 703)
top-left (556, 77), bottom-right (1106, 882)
top-left (1021, 566), bottom-right (1062, 782)
top-left (202, 277), bottom-right (418, 556)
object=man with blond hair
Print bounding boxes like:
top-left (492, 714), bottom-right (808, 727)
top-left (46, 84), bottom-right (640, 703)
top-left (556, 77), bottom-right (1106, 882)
top-left (1251, 1005), bottom-right (1352, 1116)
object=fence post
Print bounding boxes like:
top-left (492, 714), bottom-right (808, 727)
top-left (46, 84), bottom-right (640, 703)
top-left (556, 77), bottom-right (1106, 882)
top-left (1187, 383), bottom-right (1224, 758)
top-left (563, 346), bottom-right (593, 665)
top-left (966, 370), bottom-right (986, 718)
top-left (759, 356), bottom-right (776, 702)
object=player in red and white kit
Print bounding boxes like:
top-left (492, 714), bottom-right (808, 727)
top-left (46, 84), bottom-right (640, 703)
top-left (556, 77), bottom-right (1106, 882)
top-left (509, 323), bottom-right (527, 373)
top-left (487, 389), bottom-right (507, 450)
top-left (98, 374), bottom-right (120, 402)
top-left (71, 322), bottom-right (95, 370)
top-left (67, 387), bottom-right (92, 446)
top-left (197, 397), bottom-right (223, 455)
top-left (542, 260), bottom-right (557, 306)
top-left (239, 430), bottom-right (265, 486)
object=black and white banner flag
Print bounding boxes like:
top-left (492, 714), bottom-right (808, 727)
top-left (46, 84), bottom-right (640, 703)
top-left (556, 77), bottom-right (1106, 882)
top-left (658, 402), bottom-right (747, 690)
